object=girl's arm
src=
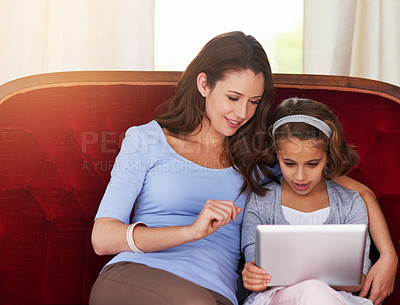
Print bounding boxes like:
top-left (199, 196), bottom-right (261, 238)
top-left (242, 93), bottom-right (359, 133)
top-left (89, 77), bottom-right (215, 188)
top-left (92, 199), bottom-right (241, 255)
top-left (332, 176), bottom-right (398, 304)
top-left (240, 193), bottom-right (271, 292)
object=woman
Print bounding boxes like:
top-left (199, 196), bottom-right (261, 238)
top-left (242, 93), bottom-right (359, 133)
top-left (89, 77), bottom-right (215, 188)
top-left (90, 32), bottom-right (396, 305)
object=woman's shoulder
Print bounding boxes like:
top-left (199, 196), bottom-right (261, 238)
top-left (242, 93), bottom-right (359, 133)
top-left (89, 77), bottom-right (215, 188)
top-left (126, 120), bottom-right (163, 137)
top-left (327, 180), bottom-right (360, 196)
top-left (326, 180), bottom-right (365, 205)
top-left (125, 120), bottom-right (167, 143)
top-left (122, 120), bottom-right (167, 154)
top-left (258, 163), bottom-right (282, 186)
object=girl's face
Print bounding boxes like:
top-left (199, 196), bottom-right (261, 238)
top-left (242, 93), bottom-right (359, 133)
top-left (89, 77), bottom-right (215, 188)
top-left (201, 69), bottom-right (264, 141)
top-left (277, 137), bottom-right (327, 196)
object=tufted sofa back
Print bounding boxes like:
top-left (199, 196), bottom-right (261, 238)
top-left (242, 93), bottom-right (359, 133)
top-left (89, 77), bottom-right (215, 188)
top-left (0, 71), bottom-right (399, 305)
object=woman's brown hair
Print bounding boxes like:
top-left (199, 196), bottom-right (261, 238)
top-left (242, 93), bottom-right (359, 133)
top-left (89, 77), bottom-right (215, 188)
top-left (155, 31), bottom-right (276, 196)
top-left (265, 98), bottom-right (359, 179)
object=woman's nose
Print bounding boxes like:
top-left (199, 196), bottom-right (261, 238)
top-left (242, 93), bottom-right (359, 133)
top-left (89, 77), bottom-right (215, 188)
top-left (234, 100), bottom-right (248, 119)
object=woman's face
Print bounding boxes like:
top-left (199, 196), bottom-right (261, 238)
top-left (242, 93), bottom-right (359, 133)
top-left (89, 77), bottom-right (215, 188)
top-left (201, 69), bottom-right (264, 141)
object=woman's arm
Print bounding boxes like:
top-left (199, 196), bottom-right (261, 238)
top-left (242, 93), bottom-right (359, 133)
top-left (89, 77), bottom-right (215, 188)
top-left (92, 217), bottom-right (193, 255)
top-left (332, 176), bottom-right (398, 304)
top-left (92, 199), bottom-right (242, 255)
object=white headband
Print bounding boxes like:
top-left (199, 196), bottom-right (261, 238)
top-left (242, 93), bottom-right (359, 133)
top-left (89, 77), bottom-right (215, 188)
top-left (272, 114), bottom-right (332, 139)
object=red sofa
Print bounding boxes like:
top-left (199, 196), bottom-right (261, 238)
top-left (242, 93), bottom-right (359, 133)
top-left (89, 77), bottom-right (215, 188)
top-left (0, 71), bottom-right (399, 305)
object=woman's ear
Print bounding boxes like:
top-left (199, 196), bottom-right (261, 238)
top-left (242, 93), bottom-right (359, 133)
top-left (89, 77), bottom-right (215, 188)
top-left (196, 72), bottom-right (208, 98)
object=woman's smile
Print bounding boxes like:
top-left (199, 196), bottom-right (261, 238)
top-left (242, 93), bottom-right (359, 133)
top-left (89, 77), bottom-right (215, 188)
top-left (225, 117), bottom-right (242, 128)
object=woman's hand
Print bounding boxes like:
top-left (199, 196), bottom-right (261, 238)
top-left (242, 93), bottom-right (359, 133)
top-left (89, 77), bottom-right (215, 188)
top-left (332, 175), bottom-right (398, 304)
top-left (189, 199), bottom-right (242, 241)
top-left (359, 253), bottom-right (398, 304)
top-left (242, 260), bottom-right (271, 292)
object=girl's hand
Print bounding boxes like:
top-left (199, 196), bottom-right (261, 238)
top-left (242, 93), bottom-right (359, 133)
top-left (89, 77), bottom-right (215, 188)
top-left (358, 253), bottom-right (398, 304)
top-left (189, 199), bottom-right (242, 240)
top-left (242, 260), bottom-right (271, 292)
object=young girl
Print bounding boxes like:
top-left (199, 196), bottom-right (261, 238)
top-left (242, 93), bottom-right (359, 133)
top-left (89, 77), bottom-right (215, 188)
top-left (241, 98), bottom-right (373, 305)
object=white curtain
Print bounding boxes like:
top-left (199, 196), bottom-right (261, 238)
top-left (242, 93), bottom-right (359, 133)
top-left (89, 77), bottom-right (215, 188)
top-left (0, 0), bottom-right (154, 86)
top-left (304, 0), bottom-right (400, 86)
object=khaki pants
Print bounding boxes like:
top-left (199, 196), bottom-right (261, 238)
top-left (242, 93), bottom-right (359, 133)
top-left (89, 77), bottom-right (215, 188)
top-left (89, 262), bottom-right (233, 305)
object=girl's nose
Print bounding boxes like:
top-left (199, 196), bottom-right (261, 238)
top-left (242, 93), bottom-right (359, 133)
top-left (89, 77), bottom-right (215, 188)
top-left (295, 167), bottom-right (306, 181)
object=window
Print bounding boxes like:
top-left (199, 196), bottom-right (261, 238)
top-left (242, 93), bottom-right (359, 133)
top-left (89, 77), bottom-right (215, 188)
top-left (154, 0), bottom-right (303, 73)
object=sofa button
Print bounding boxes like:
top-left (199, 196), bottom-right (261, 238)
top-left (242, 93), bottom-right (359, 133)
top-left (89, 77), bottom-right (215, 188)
top-left (46, 214), bottom-right (54, 222)
top-left (83, 153), bottom-right (92, 162)
top-left (375, 128), bottom-right (384, 138)
top-left (24, 183), bottom-right (32, 191)
top-left (66, 127), bottom-right (74, 135)
top-left (65, 185), bottom-right (74, 193)
top-left (45, 153), bottom-right (54, 162)
top-left (24, 127), bottom-right (33, 134)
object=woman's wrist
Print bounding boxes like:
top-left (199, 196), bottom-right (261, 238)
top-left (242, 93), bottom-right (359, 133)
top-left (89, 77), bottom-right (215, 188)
top-left (379, 250), bottom-right (398, 263)
top-left (132, 224), bottom-right (199, 253)
top-left (186, 223), bottom-right (206, 242)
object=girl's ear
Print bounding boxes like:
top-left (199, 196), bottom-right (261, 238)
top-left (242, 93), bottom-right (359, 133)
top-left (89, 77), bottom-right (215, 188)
top-left (197, 72), bottom-right (208, 97)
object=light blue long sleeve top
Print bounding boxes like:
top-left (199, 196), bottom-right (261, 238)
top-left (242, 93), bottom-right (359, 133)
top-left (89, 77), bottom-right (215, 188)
top-left (95, 120), bottom-right (280, 305)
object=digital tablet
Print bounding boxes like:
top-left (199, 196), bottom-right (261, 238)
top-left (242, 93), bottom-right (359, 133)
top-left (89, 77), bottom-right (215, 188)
top-left (256, 224), bottom-right (367, 286)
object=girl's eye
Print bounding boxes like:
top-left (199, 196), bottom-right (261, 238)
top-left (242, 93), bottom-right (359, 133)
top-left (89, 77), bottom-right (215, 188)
top-left (228, 96), bottom-right (238, 101)
top-left (308, 163), bottom-right (319, 167)
top-left (284, 162), bottom-right (295, 167)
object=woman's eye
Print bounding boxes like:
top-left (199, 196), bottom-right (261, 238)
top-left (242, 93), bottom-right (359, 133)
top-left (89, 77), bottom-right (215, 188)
top-left (308, 163), bottom-right (319, 167)
top-left (228, 96), bottom-right (238, 101)
top-left (284, 162), bottom-right (295, 167)
top-left (250, 99), bottom-right (261, 105)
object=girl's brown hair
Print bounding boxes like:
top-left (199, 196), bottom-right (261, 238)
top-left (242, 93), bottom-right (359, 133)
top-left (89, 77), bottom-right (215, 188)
top-left (155, 31), bottom-right (276, 195)
top-left (265, 98), bottom-right (359, 179)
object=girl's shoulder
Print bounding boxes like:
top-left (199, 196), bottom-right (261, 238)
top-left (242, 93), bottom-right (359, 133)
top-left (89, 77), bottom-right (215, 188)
top-left (250, 181), bottom-right (281, 202)
top-left (263, 180), bottom-right (281, 191)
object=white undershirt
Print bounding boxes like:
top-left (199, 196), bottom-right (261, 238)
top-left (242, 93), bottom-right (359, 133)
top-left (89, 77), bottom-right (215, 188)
top-left (282, 205), bottom-right (330, 225)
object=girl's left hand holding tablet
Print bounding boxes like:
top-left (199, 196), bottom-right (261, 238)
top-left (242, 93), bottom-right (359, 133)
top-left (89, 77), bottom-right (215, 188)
top-left (242, 260), bottom-right (271, 292)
